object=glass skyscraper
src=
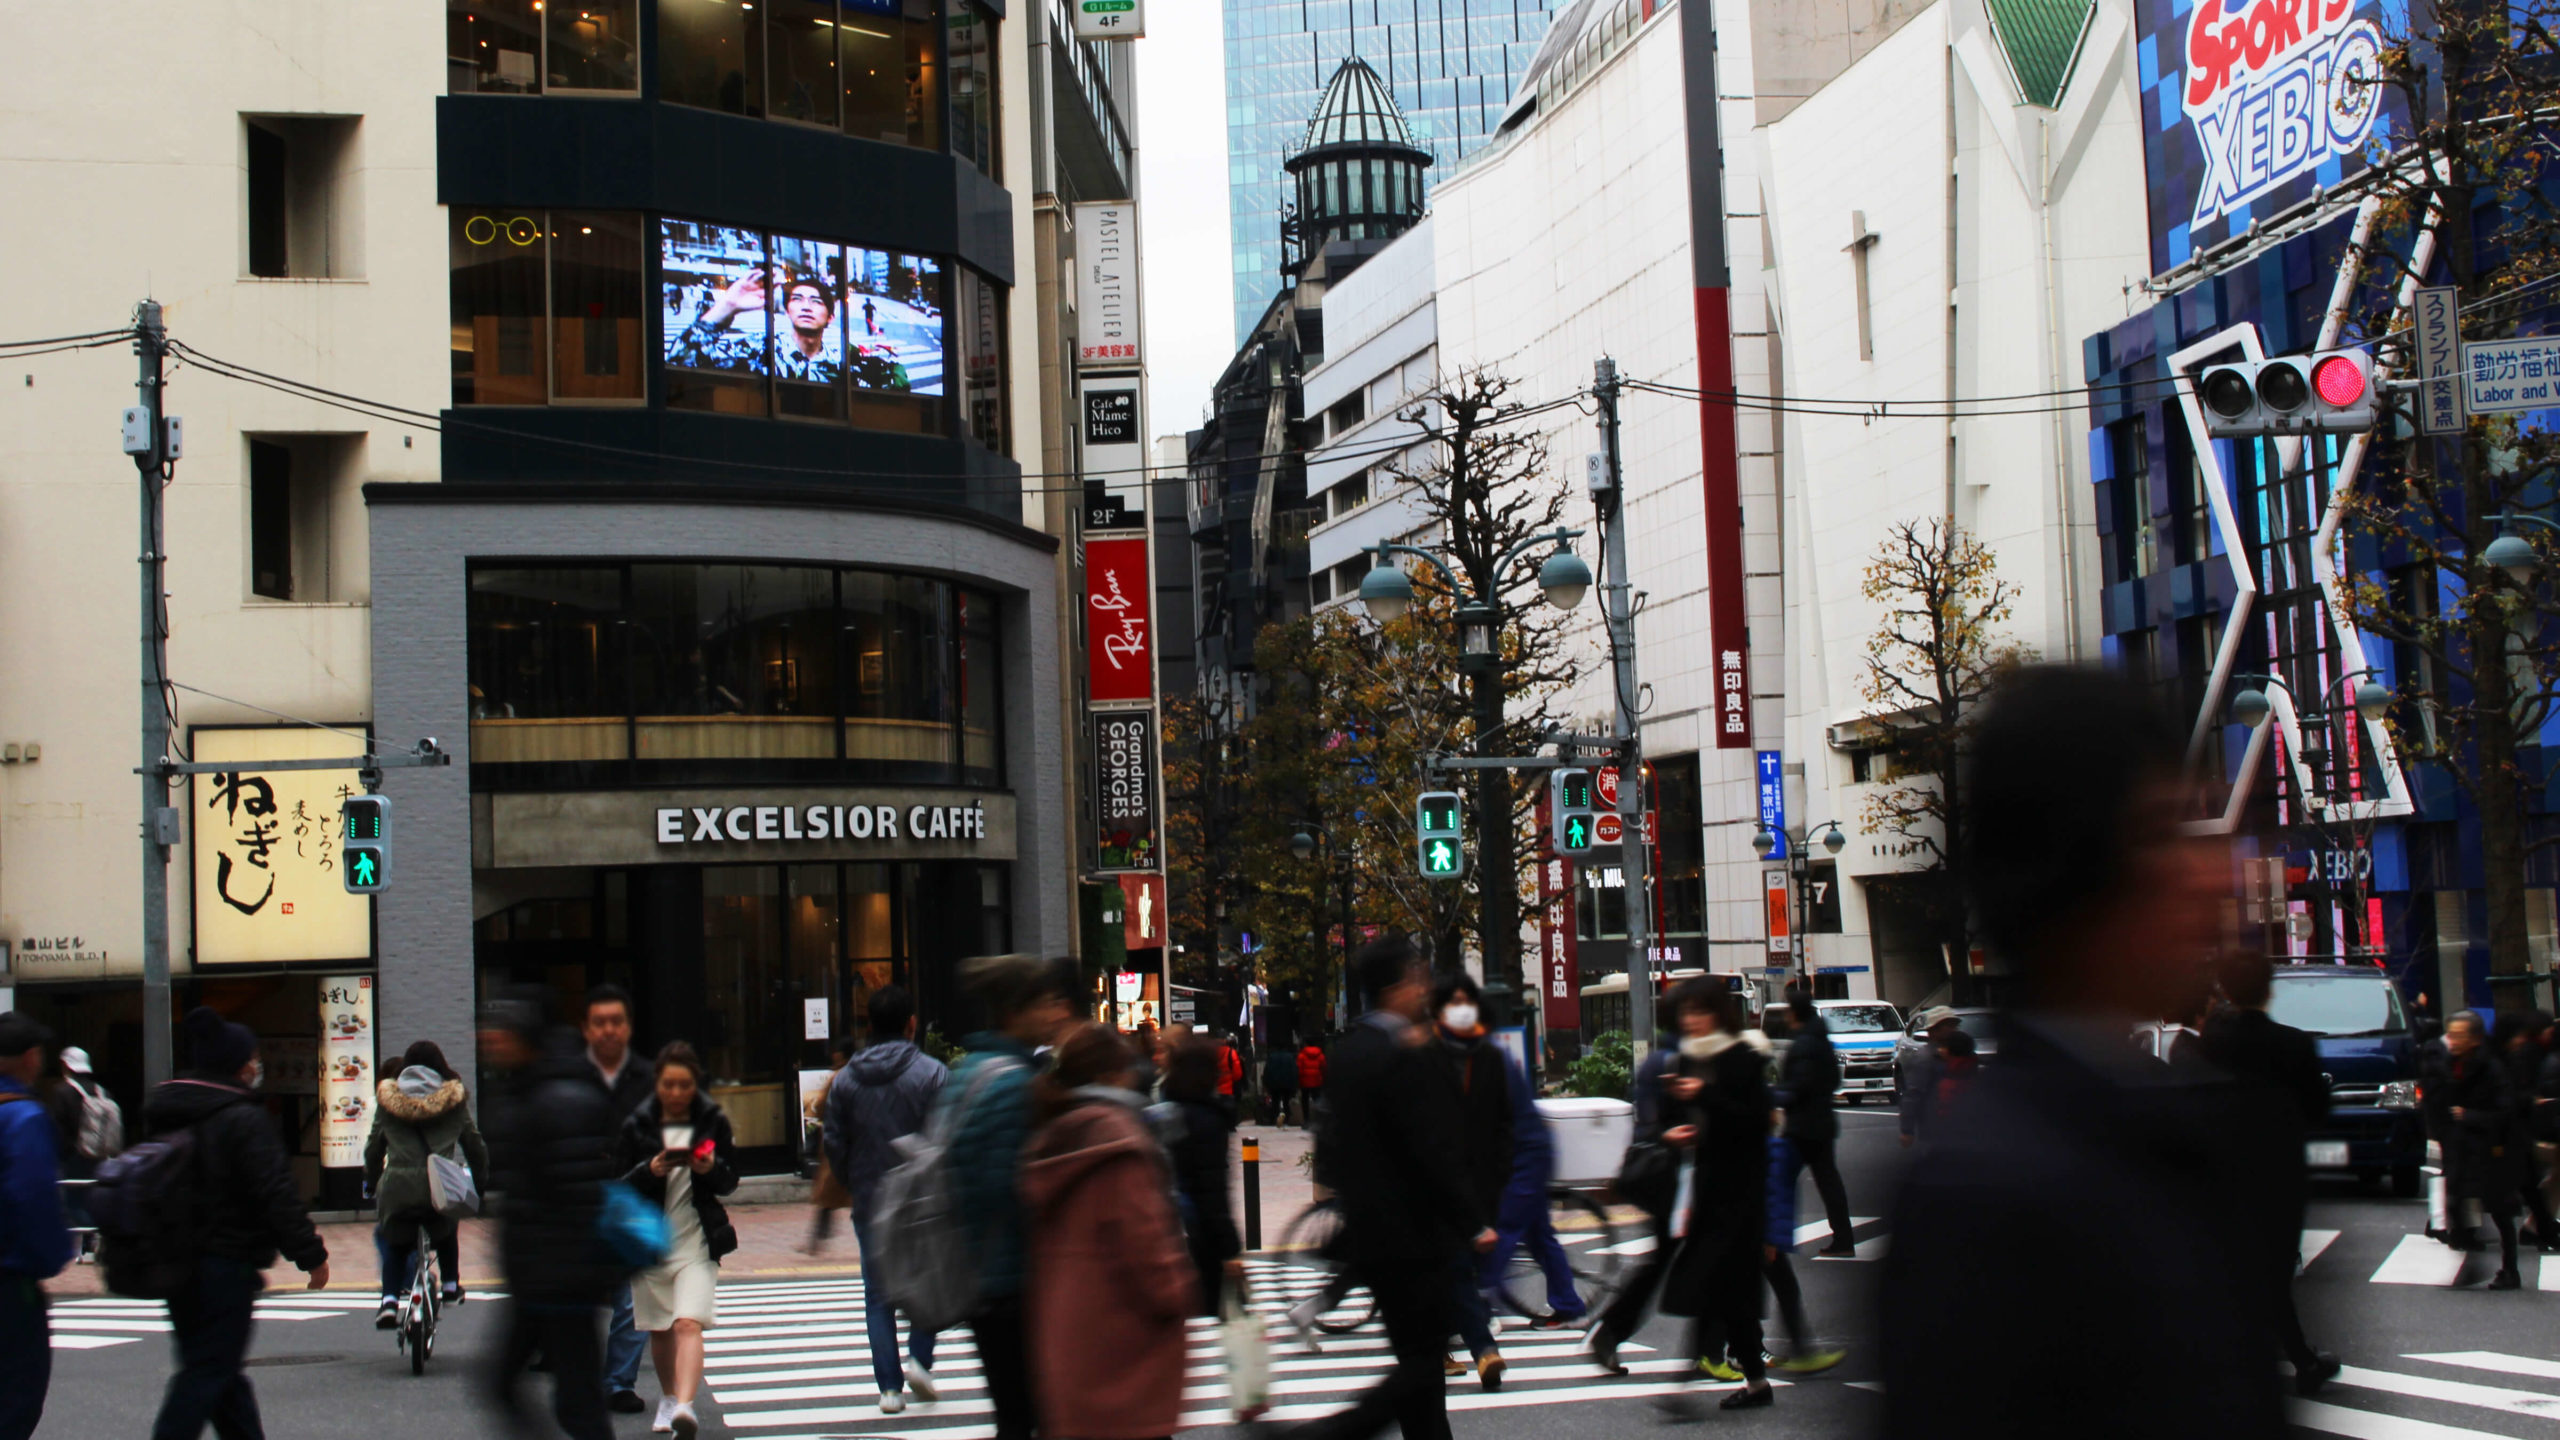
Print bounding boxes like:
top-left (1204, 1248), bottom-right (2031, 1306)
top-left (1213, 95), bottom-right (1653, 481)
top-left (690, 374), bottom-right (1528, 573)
top-left (1224, 0), bottom-right (1556, 341)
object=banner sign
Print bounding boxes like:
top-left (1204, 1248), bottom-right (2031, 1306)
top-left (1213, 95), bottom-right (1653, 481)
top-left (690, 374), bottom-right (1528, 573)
top-left (2134, 0), bottom-right (2400, 274)
top-left (192, 727), bottom-right (374, 966)
top-left (1754, 750), bottom-right (1787, 859)
top-left (1540, 853), bottom-right (1580, 1031)
top-left (1073, 203), bottom-right (1142, 367)
top-left (1763, 869), bottom-right (1792, 956)
top-left (1080, 377), bottom-right (1146, 531)
top-left (1086, 536), bottom-right (1155, 703)
top-left (319, 975), bottom-right (374, 1168)
top-left (2462, 336), bottom-right (2560, 416)
top-left (1093, 711), bottom-right (1160, 871)
top-left (2412, 286), bottom-right (2463, 435)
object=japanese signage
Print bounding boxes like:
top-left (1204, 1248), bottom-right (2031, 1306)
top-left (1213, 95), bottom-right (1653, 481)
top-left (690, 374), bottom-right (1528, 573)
top-left (1073, 203), bottom-right (1142, 367)
top-left (1539, 854), bottom-right (1580, 1031)
top-left (1764, 869), bottom-right (1792, 956)
top-left (1754, 750), bottom-right (1787, 860)
top-left (318, 974), bottom-right (374, 1168)
top-left (190, 727), bottom-right (373, 966)
top-left (1119, 872), bottom-right (1165, 949)
top-left (1716, 646), bottom-right (1748, 748)
top-left (1081, 378), bottom-right (1146, 532)
top-left (2134, 0), bottom-right (2398, 275)
top-left (1071, 0), bottom-right (1144, 40)
top-left (2411, 286), bottom-right (2463, 435)
top-left (2461, 336), bottom-right (2560, 417)
top-left (1094, 711), bottom-right (1160, 871)
top-left (1086, 536), bottom-right (1155, 703)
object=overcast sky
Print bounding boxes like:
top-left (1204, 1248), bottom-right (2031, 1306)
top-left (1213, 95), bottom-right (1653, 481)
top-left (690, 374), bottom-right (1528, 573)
top-left (1134, 5), bottom-right (1234, 450)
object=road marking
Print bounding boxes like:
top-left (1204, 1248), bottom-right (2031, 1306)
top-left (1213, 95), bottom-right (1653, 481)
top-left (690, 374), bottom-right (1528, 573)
top-left (1792, 1217), bottom-right (1877, 1247)
top-left (2369, 1235), bottom-right (2467, 1286)
top-left (2406, 1352), bottom-right (2560, 1382)
top-left (2288, 1396), bottom-right (2521, 1440)
top-left (2298, 1229), bottom-right (2341, 1272)
top-left (48, 1334), bottom-right (140, 1351)
top-left (2331, 1364), bottom-right (2560, 1419)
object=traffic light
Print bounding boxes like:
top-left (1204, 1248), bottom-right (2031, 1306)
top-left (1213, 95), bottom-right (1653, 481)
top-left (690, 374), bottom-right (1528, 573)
top-left (1416, 790), bottom-right (1464, 879)
top-left (2195, 349), bottom-right (2376, 437)
top-left (342, 793), bottom-right (391, 895)
top-left (1551, 768), bottom-right (1597, 856)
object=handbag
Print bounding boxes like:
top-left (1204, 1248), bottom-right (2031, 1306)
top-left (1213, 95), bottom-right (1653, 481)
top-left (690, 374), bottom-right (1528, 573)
top-left (597, 1180), bottom-right (671, 1272)
top-left (1220, 1261), bottom-right (1271, 1422)
top-left (426, 1147), bottom-right (480, 1219)
top-left (1613, 1138), bottom-right (1679, 1219)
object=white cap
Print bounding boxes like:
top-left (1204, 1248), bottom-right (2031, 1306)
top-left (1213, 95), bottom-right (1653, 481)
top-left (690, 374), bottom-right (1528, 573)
top-left (61, 1045), bottom-right (93, 1074)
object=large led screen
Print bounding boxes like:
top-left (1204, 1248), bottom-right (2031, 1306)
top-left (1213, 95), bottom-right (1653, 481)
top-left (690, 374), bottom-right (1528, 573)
top-left (660, 218), bottom-right (944, 396)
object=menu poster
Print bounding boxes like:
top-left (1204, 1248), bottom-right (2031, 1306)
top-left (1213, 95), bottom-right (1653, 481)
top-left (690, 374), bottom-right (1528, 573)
top-left (318, 974), bottom-right (375, 1168)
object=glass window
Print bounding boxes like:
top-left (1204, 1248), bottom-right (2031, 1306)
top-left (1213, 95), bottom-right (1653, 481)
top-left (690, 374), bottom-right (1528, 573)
top-left (842, 0), bottom-right (942, 151)
top-left (948, 4), bottom-right (997, 181)
top-left (548, 0), bottom-right (640, 90)
top-left (466, 567), bottom-right (631, 764)
top-left (701, 865), bottom-right (784, 1101)
top-left (772, 235), bottom-right (849, 422)
top-left (958, 587), bottom-right (1000, 783)
top-left (1653, 754), bottom-right (1705, 935)
top-left (1818, 1003), bottom-right (1901, 1034)
top-left (451, 210), bottom-right (548, 405)
top-left (842, 570), bottom-right (953, 770)
top-left (660, 0), bottom-right (766, 114)
top-left (629, 564), bottom-right (840, 762)
top-left (449, 1), bottom-right (544, 92)
top-left (786, 863), bottom-right (843, 1052)
top-left (846, 862), bottom-right (899, 1015)
top-left (2109, 420), bottom-right (2156, 581)
top-left (660, 218), bottom-right (772, 415)
top-left (769, 0), bottom-right (844, 128)
top-left (2268, 975), bottom-right (2409, 1036)
top-left (551, 212), bottom-right (645, 401)
top-left (956, 267), bottom-right (1005, 450)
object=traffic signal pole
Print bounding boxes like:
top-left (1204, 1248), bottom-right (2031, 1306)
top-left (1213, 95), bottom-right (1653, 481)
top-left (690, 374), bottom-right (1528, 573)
top-left (1594, 357), bottom-right (1656, 1060)
top-left (133, 303), bottom-right (174, 1089)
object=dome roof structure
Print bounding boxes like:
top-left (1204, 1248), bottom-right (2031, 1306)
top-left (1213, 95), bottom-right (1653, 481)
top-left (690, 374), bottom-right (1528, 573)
top-left (1285, 57), bottom-right (1432, 259)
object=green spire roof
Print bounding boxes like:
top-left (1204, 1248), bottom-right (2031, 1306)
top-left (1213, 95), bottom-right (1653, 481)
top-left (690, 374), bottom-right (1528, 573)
top-left (1985, 0), bottom-right (2096, 108)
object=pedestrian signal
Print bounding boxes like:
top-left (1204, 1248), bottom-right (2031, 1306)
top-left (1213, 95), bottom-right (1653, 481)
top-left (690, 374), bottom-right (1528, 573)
top-left (342, 793), bottom-right (391, 895)
top-left (1416, 790), bottom-right (1464, 879)
top-left (1551, 768), bottom-right (1597, 856)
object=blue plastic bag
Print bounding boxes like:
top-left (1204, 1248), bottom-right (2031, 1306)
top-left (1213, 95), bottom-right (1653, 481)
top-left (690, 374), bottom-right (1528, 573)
top-left (597, 1180), bottom-right (670, 1272)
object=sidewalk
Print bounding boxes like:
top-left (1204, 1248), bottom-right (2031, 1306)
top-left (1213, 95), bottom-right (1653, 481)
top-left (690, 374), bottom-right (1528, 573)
top-left (46, 1116), bottom-right (1320, 1298)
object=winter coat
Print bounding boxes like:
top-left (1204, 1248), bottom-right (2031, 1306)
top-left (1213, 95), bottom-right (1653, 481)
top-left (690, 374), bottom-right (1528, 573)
top-left (1432, 1027), bottom-right (1517, 1222)
top-left (1655, 1030), bottom-right (1772, 1322)
top-left (590, 1051), bottom-right (657, 1124)
top-left (2199, 1006), bottom-right (2328, 1248)
top-left (142, 1074), bottom-right (327, 1273)
top-left (484, 1032), bottom-right (621, 1306)
top-left (1263, 1048), bottom-right (1298, 1096)
top-left (821, 1039), bottom-right (949, 1219)
top-left (935, 1033), bottom-right (1040, 1300)
top-left (616, 1095), bottom-right (742, 1262)
top-left (1021, 1088), bottom-right (1198, 1440)
top-left (1502, 1052), bottom-right (1555, 1196)
top-left (1325, 1011), bottom-right (1483, 1270)
top-left (0, 1077), bottom-right (72, 1279)
top-left (1216, 1043), bottom-right (1243, 1097)
top-left (1775, 1015), bottom-right (1841, 1142)
top-left (1297, 1043), bottom-right (1326, 1092)
top-left (1163, 1097), bottom-right (1238, 1313)
top-left (363, 1068), bottom-right (489, 1228)
top-left (2440, 1049), bottom-right (2527, 1207)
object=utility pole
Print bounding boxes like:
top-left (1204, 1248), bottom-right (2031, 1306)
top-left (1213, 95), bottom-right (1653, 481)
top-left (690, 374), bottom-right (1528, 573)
top-left (1594, 357), bottom-right (1655, 1059)
top-left (131, 301), bottom-right (176, 1089)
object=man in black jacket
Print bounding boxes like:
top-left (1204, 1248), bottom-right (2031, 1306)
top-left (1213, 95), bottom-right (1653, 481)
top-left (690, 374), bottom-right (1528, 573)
top-left (1775, 988), bottom-right (1856, 1254)
top-left (146, 1007), bottom-right (328, 1440)
top-left (1288, 938), bottom-right (1489, 1440)
top-left (580, 984), bottom-right (654, 1412)
top-left (1881, 668), bottom-right (2284, 1440)
top-left (482, 995), bottom-right (619, 1440)
top-left (2201, 952), bottom-right (2340, 1395)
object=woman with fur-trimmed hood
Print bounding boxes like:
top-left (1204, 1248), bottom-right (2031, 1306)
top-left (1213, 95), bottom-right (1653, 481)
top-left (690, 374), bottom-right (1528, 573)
top-left (363, 1039), bottom-right (488, 1324)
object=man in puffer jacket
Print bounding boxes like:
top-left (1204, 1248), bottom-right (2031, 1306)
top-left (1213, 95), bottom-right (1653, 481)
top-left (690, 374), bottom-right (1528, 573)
top-left (822, 986), bottom-right (949, 1413)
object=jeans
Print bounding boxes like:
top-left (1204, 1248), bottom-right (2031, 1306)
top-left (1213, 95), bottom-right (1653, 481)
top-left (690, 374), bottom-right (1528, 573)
top-left (488, 1302), bottom-right (612, 1440)
top-left (151, 1255), bottom-right (265, 1440)
top-left (1, 1274), bottom-right (49, 1440)
top-left (1299, 1259), bottom-right (1451, 1440)
top-left (1446, 1253), bottom-right (1495, 1359)
top-left (854, 1214), bottom-right (939, 1393)
top-left (972, 1295), bottom-right (1037, 1440)
top-left (1790, 1132), bottom-right (1856, 1248)
top-left (604, 1283), bottom-right (644, 1394)
top-left (1480, 1185), bottom-right (1586, 1319)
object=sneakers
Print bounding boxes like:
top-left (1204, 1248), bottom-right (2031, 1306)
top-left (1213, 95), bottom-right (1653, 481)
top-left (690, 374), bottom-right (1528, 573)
top-left (652, 1398), bottom-right (677, 1434)
top-left (1590, 1332), bottom-right (1629, 1377)
top-left (374, 1297), bottom-right (399, 1331)
top-left (906, 1364), bottom-right (940, 1402)
top-left (1773, 1349), bottom-right (1845, 1375)
top-left (1697, 1356), bottom-right (1746, 1383)
top-left (1478, 1351), bottom-right (1507, 1391)
top-left (1529, 1310), bottom-right (1588, 1331)
top-left (1286, 1297), bottom-right (1325, 1353)
top-left (440, 1282), bottom-right (464, 1306)
top-left (669, 1401), bottom-right (699, 1440)
top-left (607, 1391), bottom-right (647, 1415)
top-left (1719, 1384), bottom-right (1775, 1410)
top-left (879, 1392), bottom-right (907, 1415)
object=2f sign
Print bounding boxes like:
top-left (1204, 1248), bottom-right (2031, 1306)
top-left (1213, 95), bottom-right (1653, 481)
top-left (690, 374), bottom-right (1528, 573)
top-left (1073, 0), bottom-right (1144, 39)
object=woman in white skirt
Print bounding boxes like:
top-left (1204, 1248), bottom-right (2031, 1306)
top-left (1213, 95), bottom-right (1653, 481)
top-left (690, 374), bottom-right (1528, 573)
top-left (616, 1041), bottom-right (740, 1438)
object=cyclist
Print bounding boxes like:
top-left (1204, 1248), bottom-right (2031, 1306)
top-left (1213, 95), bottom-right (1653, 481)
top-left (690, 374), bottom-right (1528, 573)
top-left (364, 1040), bottom-right (488, 1326)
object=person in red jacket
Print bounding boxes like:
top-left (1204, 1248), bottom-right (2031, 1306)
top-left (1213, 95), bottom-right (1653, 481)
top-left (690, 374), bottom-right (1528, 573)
top-left (1298, 1040), bottom-right (1328, 1117)
top-left (1215, 1034), bottom-right (1244, 1124)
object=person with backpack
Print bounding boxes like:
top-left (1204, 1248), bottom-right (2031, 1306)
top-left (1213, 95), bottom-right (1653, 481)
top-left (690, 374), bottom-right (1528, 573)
top-left (1, 1012), bottom-right (74, 1440)
top-left (364, 1039), bottom-right (488, 1325)
top-left (139, 1006), bottom-right (328, 1440)
top-left (820, 985), bottom-right (949, 1415)
top-left (43, 1044), bottom-right (118, 1258)
top-left (935, 954), bottom-right (1075, 1440)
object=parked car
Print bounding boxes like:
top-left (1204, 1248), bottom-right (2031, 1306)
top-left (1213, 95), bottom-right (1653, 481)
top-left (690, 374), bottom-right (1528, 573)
top-left (1892, 1006), bottom-right (2000, 1100)
top-left (2267, 964), bottom-right (2424, 1195)
top-left (1811, 1000), bottom-right (1904, 1103)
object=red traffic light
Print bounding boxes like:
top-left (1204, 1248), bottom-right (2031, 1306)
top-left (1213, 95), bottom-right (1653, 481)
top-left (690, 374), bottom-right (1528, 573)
top-left (2312, 353), bottom-right (2366, 407)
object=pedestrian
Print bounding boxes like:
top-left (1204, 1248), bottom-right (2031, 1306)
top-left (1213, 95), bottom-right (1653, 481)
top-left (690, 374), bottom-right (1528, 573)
top-left (2537, 1019), bottom-right (2560, 1226)
top-left (937, 954), bottom-right (1076, 1440)
top-left (1631, 982), bottom-right (1776, 1415)
top-left (1215, 1032), bottom-right (1245, 1125)
top-left (480, 993), bottom-right (618, 1440)
top-left (0, 1013), bottom-right (74, 1440)
top-left (1264, 1043), bottom-right (1300, 1127)
top-left (1480, 1001), bottom-right (1585, 1334)
top-left (1586, 999), bottom-right (1689, 1372)
top-left (1427, 973), bottom-right (1514, 1389)
top-left (1928, 1029), bottom-right (1978, 1114)
top-left (1759, 1133), bottom-right (1843, 1375)
top-left (1020, 1024), bottom-right (1198, 1440)
top-left (42, 1043), bottom-right (117, 1258)
top-left (2440, 1011), bottom-right (2525, 1289)
top-left (1160, 1036), bottom-right (1240, 1314)
top-left (1298, 1035), bottom-right (1327, 1119)
top-left (618, 1042), bottom-right (737, 1438)
top-left (1128, 1020), bottom-right (1162, 1099)
top-left (1274, 937), bottom-right (1488, 1440)
top-left (1773, 987), bottom-right (1856, 1255)
top-left (1879, 665), bottom-right (2283, 1440)
top-left (2498, 1011), bottom-right (2560, 1251)
top-left (1896, 1010), bottom-right (1961, 1149)
top-left (820, 985), bottom-right (950, 1414)
top-left (2200, 951), bottom-right (2342, 1395)
top-left (803, 1039), bottom-right (856, 1254)
top-left (146, 1006), bottom-right (330, 1440)
top-left (2160, 967), bottom-right (2216, 1070)
top-left (583, 984), bottom-right (657, 1416)
top-left (364, 1039), bottom-right (487, 1325)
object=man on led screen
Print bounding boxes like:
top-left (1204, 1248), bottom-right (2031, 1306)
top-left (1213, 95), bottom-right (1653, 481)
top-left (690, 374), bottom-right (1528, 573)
top-left (665, 263), bottom-right (772, 374)
top-left (773, 275), bottom-right (843, 384)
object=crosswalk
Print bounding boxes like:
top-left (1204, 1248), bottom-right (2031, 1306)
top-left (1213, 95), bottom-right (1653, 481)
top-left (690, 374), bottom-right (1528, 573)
top-left (46, 1288), bottom-right (407, 1350)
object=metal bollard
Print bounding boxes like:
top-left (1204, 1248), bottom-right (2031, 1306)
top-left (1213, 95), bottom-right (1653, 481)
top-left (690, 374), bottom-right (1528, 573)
top-left (1241, 1135), bottom-right (1262, 1251)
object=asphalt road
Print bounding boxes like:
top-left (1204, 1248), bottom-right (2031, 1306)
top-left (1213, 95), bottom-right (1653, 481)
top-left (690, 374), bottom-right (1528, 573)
top-left (41, 1103), bottom-right (2560, 1440)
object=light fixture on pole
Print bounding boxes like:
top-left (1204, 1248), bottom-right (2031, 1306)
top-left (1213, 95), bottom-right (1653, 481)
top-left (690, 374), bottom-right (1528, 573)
top-left (2229, 669), bottom-right (2395, 731)
top-left (1538, 548), bottom-right (1592, 611)
top-left (2482, 511), bottom-right (2560, 586)
top-left (1358, 560), bottom-right (1415, 623)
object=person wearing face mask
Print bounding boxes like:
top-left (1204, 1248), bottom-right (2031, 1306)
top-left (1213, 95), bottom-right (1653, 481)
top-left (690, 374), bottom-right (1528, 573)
top-left (144, 1007), bottom-right (329, 1440)
top-left (1427, 975), bottom-right (1515, 1389)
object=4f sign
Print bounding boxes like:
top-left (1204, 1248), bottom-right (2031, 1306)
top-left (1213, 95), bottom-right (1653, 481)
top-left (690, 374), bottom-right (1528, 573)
top-left (1073, 0), bottom-right (1144, 39)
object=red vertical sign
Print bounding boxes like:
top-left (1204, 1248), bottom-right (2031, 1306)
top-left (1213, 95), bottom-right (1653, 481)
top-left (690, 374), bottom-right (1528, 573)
top-left (1538, 832), bottom-right (1581, 1031)
top-left (1085, 536), bottom-right (1154, 703)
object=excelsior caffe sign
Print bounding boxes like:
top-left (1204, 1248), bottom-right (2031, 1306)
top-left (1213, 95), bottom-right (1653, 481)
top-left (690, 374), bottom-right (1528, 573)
top-left (478, 787), bottom-right (1016, 869)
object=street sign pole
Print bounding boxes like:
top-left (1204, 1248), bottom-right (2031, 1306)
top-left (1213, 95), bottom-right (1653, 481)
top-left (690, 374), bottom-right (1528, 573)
top-left (1594, 357), bottom-right (1656, 1059)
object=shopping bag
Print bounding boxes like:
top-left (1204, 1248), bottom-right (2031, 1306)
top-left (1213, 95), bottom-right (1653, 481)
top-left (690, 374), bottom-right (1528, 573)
top-left (1222, 1260), bottom-right (1271, 1422)
top-left (426, 1148), bottom-right (480, 1219)
top-left (597, 1180), bottom-right (671, 1272)
top-left (1667, 1158), bottom-right (1696, 1241)
top-left (2425, 1165), bottom-right (2449, 1239)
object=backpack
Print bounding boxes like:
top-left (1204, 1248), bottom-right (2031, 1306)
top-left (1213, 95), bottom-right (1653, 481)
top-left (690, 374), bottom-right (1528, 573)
top-left (866, 1055), bottom-right (1021, 1332)
top-left (69, 1078), bottom-right (123, 1161)
top-left (89, 1129), bottom-right (207, 1299)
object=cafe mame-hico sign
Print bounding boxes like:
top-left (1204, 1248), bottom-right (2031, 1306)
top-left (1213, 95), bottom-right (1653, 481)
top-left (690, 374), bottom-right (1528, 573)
top-left (192, 726), bottom-right (374, 965)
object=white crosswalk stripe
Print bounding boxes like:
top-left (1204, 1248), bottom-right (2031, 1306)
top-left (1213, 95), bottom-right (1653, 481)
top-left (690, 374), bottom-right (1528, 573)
top-left (2369, 1235), bottom-right (2469, 1287)
top-left (44, 1288), bottom-right (490, 1350)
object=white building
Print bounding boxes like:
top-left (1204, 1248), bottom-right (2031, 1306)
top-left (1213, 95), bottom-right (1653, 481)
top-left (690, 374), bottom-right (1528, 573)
top-left (1303, 216), bottom-right (1441, 607)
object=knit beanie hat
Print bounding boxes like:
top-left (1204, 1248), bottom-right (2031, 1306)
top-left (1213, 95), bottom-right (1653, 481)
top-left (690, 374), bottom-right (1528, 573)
top-left (182, 1005), bottom-right (257, 1077)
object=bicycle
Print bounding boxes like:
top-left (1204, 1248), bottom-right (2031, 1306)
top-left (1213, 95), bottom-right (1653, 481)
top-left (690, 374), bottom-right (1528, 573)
top-left (1272, 1184), bottom-right (1628, 1337)
top-left (394, 1217), bottom-right (440, 1375)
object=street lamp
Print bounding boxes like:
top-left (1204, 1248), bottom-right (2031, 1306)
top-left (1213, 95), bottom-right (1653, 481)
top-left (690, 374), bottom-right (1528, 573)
top-left (2228, 669), bottom-right (2395, 731)
top-left (1755, 819), bottom-right (1849, 984)
top-left (1357, 561), bottom-right (1416, 623)
top-left (2482, 511), bottom-right (2560, 585)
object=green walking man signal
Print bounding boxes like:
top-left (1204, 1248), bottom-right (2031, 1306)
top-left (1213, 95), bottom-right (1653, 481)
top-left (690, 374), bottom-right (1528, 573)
top-left (342, 793), bottom-right (391, 895)
top-left (1416, 790), bottom-right (1464, 879)
top-left (1551, 768), bottom-right (1597, 856)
